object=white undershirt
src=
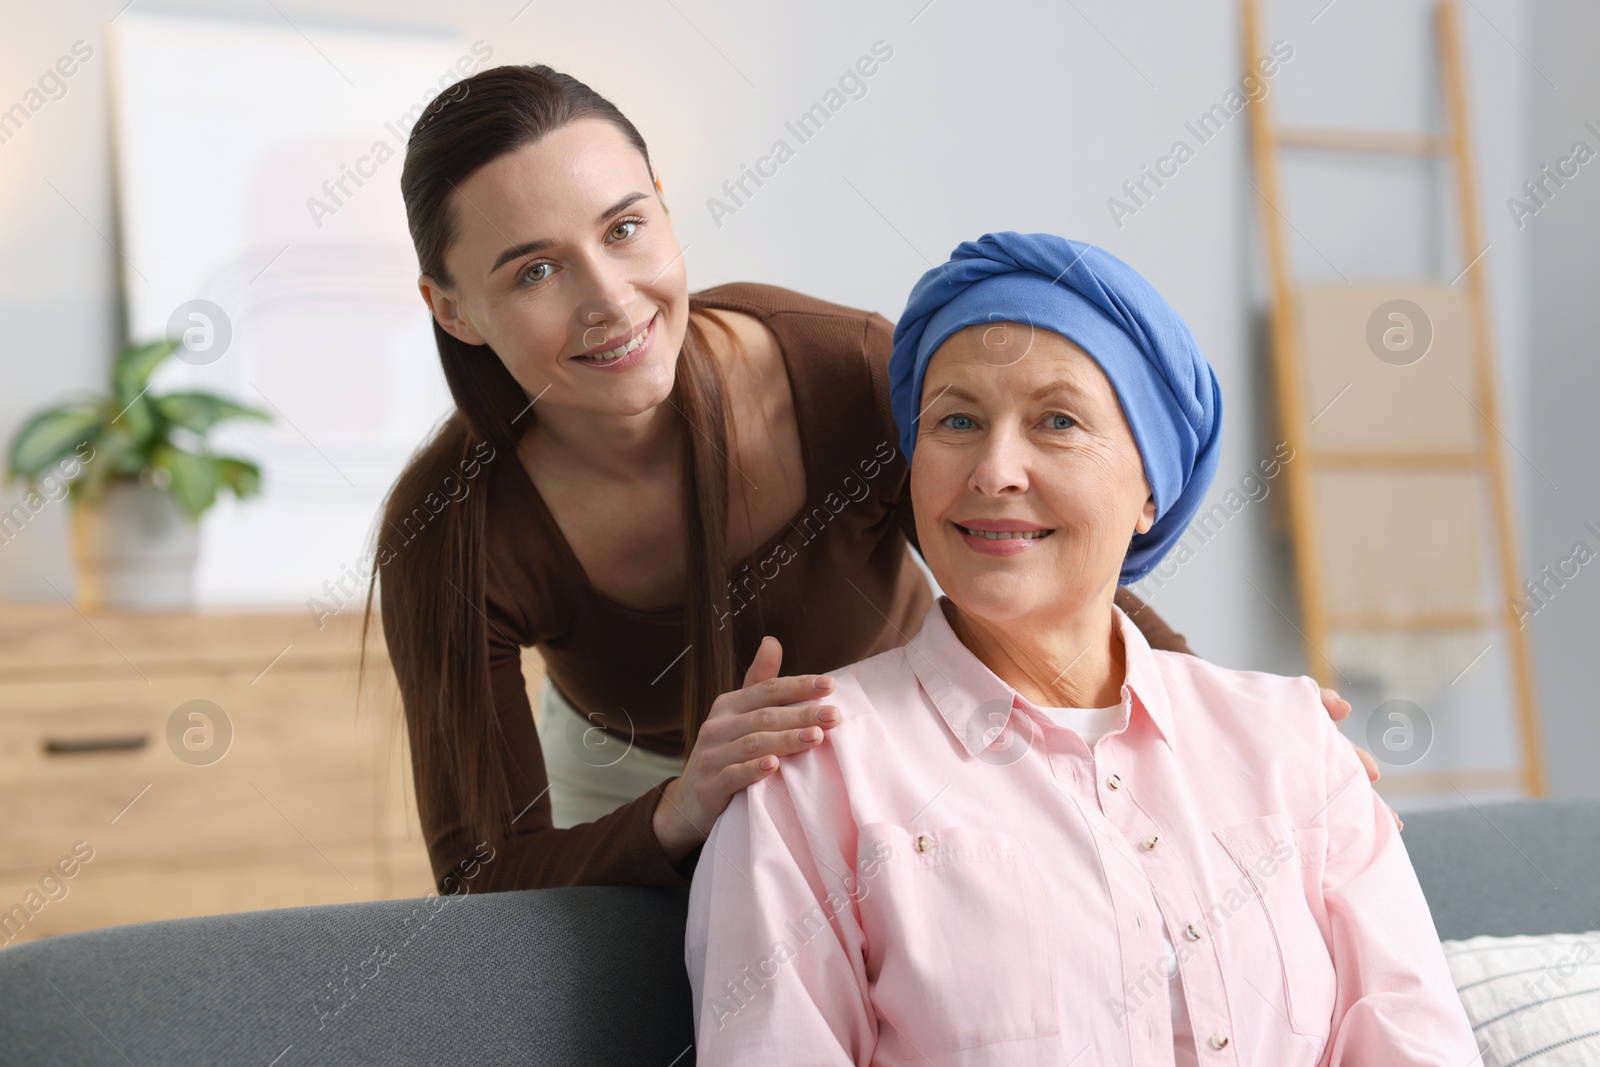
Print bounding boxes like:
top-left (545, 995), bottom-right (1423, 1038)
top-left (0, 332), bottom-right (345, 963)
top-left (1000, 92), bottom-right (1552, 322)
top-left (1032, 701), bottom-right (1199, 1067)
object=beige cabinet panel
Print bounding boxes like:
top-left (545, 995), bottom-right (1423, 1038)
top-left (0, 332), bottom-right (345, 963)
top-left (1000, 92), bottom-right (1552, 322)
top-left (0, 605), bottom-right (438, 947)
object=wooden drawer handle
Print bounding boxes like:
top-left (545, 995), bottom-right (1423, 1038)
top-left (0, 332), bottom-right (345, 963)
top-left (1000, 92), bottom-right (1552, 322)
top-left (43, 734), bottom-right (150, 756)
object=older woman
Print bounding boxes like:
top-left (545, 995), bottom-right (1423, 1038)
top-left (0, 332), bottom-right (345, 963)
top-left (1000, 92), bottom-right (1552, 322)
top-left (684, 233), bottom-right (1476, 1065)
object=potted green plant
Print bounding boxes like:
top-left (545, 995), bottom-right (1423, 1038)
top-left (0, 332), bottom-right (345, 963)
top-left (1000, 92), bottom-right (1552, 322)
top-left (5, 338), bottom-right (270, 610)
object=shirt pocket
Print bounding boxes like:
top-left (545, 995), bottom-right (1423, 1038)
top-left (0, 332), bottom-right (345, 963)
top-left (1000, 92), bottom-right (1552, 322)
top-left (1213, 812), bottom-right (1335, 1038)
top-left (855, 822), bottom-right (1060, 1053)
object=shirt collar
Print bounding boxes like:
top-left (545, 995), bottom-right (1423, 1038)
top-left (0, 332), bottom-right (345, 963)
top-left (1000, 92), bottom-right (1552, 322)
top-left (905, 595), bottom-right (1177, 756)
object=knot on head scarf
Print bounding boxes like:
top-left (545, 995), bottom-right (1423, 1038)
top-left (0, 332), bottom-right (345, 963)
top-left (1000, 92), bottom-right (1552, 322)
top-left (889, 232), bottom-right (1223, 585)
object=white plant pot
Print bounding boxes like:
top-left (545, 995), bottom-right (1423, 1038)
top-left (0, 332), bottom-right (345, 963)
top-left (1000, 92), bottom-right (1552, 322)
top-left (72, 482), bottom-right (200, 611)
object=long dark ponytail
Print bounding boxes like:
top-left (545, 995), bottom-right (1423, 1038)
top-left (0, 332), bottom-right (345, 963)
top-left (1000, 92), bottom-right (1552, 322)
top-left (361, 65), bottom-right (737, 852)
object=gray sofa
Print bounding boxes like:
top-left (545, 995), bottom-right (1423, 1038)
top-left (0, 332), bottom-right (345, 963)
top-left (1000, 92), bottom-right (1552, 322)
top-left (2, 799), bottom-right (1597, 1066)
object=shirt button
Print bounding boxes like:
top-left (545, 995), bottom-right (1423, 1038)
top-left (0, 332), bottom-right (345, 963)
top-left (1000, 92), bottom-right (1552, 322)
top-left (1142, 835), bottom-right (1160, 850)
top-left (914, 834), bottom-right (934, 852)
top-left (1185, 922), bottom-right (1204, 941)
top-left (1209, 1032), bottom-right (1230, 1050)
top-left (1107, 774), bottom-right (1122, 790)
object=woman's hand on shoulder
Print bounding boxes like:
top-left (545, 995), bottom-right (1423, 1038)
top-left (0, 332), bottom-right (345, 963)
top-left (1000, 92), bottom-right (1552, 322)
top-left (653, 636), bottom-right (841, 861)
top-left (1319, 685), bottom-right (1403, 831)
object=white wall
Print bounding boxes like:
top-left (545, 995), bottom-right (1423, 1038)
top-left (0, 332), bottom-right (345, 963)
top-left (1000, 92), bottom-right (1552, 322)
top-left (4, 0), bottom-right (1576, 793)
top-left (1525, 0), bottom-right (1600, 799)
top-left (0, 4), bottom-right (122, 598)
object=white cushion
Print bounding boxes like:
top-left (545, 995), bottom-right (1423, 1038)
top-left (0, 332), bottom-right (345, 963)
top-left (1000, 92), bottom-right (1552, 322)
top-left (1442, 931), bottom-right (1600, 1066)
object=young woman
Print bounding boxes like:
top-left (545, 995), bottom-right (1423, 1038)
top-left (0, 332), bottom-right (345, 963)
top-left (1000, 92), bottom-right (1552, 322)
top-left (686, 233), bottom-right (1472, 1065)
top-left (370, 65), bottom-right (1373, 896)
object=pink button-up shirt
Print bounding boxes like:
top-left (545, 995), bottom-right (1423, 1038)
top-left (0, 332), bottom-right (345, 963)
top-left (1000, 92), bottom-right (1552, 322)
top-left (685, 597), bottom-right (1477, 1065)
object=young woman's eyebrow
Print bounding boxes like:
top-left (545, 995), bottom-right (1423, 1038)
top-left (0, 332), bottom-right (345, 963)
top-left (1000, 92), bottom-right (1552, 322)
top-left (489, 191), bottom-right (652, 274)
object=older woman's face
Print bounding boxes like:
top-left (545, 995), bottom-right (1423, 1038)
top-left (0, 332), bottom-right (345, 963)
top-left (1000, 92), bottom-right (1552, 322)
top-left (911, 322), bottom-right (1156, 628)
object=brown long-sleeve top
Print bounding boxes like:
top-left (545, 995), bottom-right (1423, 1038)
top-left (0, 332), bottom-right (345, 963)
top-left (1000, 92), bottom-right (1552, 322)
top-left (412, 281), bottom-right (1193, 894)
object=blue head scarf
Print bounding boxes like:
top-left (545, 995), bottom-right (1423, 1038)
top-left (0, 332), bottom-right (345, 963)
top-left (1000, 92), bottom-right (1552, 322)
top-left (889, 232), bottom-right (1222, 585)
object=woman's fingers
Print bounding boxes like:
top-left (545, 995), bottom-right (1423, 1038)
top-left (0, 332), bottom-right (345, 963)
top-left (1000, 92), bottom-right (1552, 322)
top-left (1354, 744), bottom-right (1381, 783)
top-left (742, 635), bottom-right (784, 688)
top-left (689, 705), bottom-right (837, 809)
top-left (729, 722), bottom-right (829, 762)
top-left (716, 698), bottom-right (840, 745)
top-left (1319, 686), bottom-right (1352, 722)
top-left (720, 753), bottom-right (781, 794)
top-left (683, 722), bottom-right (829, 826)
top-left (715, 726), bottom-right (829, 790)
top-left (715, 672), bottom-right (835, 719)
top-left (673, 640), bottom-right (844, 834)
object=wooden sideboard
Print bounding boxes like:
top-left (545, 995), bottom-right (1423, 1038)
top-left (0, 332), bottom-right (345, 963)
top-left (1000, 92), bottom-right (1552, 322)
top-left (0, 601), bottom-right (509, 948)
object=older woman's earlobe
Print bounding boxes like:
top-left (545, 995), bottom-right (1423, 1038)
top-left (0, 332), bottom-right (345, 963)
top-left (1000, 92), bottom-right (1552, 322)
top-left (1135, 495), bottom-right (1157, 535)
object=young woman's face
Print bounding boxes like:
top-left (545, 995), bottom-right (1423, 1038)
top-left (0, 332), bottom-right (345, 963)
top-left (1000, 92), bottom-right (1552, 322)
top-left (424, 118), bottom-right (690, 419)
top-left (910, 322), bottom-right (1157, 629)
